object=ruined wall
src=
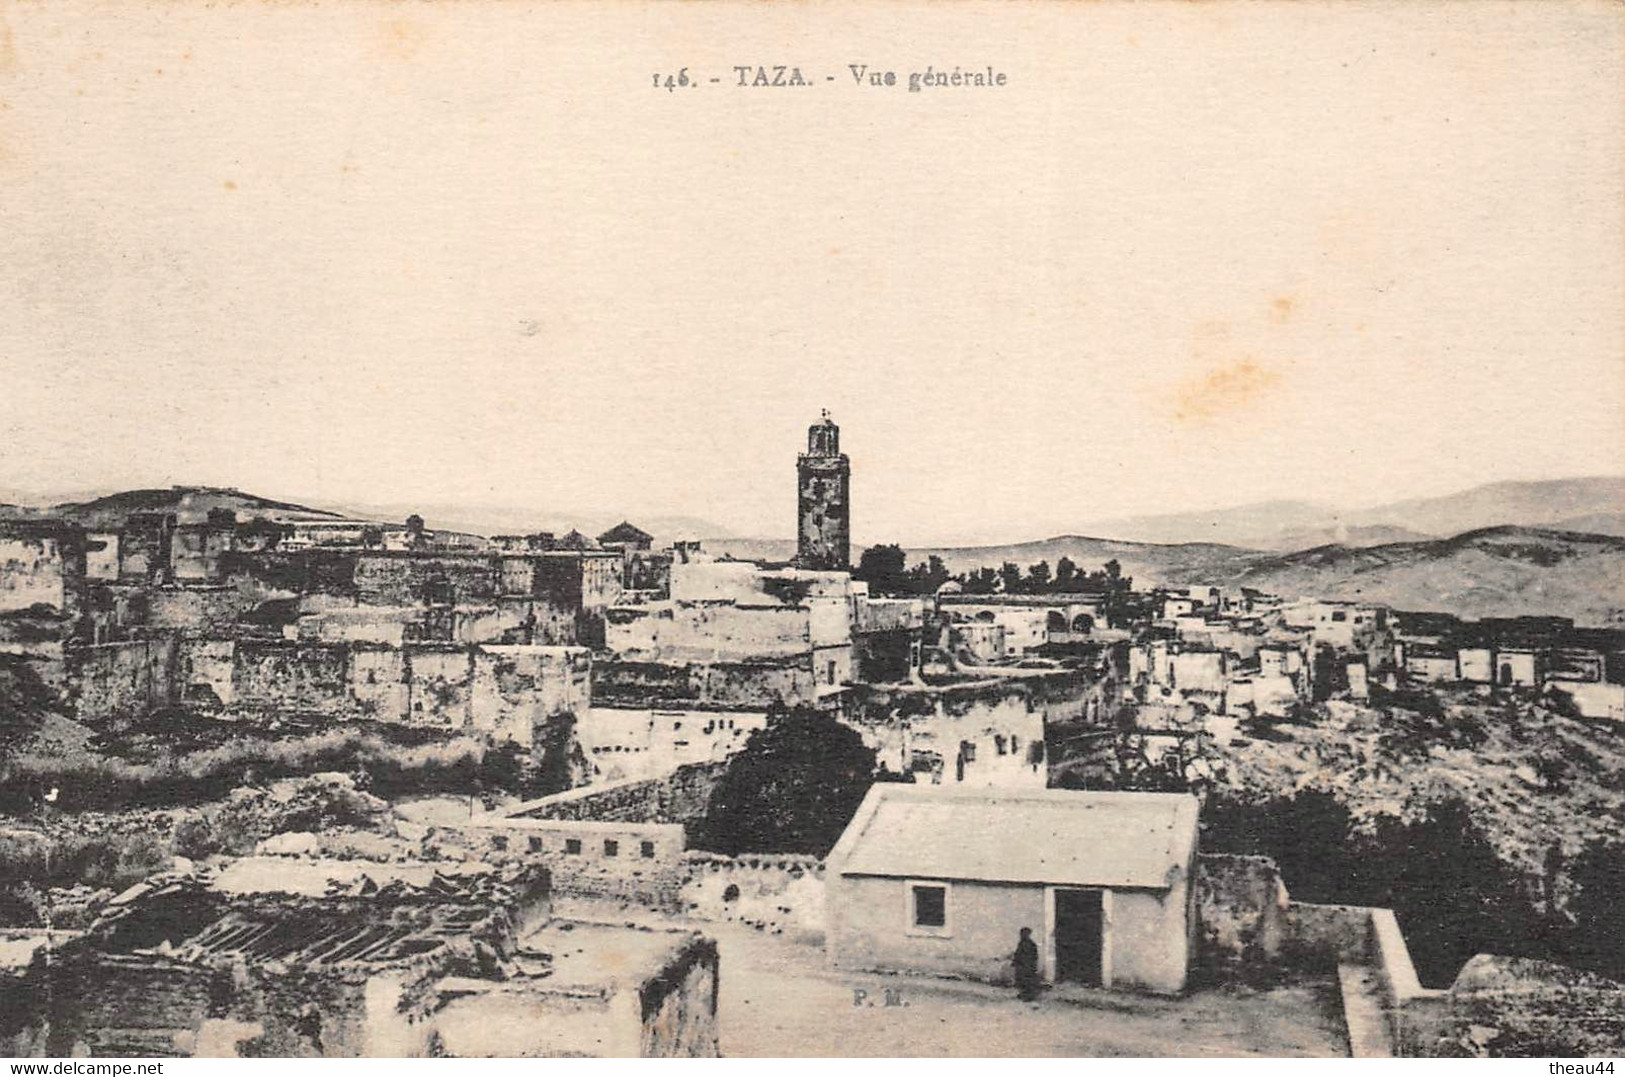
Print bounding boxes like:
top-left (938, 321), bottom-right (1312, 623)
top-left (185, 640), bottom-right (586, 740)
top-left (469, 647), bottom-right (591, 745)
top-left (0, 529), bottom-right (86, 679)
top-left (178, 638), bottom-right (236, 706)
top-left (1284, 901), bottom-right (1377, 965)
top-left (507, 760), bottom-right (730, 827)
top-left (426, 819), bottom-right (688, 908)
top-left (223, 966), bottom-right (372, 1057)
top-left (638, 936), bottom-right (720, 1057)
top-left (678, 853), bottom-right (825, 936)
top-left (171, 526), bottom-right (233, 584)
top-left (577, 706), bottom-right (765, 785)
top-left (353, 552), bottom-right (501, 606)
top-left (594, 658), bottom-right (815, 709)
top-left (232, 640), bottom-right (351, 713)
top-left (844, 685), bottom-right (1046, 787)
top-left (219, 549), bottom-right (361, 598)
top-left (402, 646), bottom-right (475, 728)
top-left (1193, 853), bottom-right (1290, 968)
top-left (74, 637), bottom-right (181, 723)
top-left (45, 955), bottom-right (218, 1056)
top-left (0, 532), bottom-right (75, 613)
top-left (146, 587), bottom-right (260, 637)
top-left (349, 646), bottom-right (408, 719)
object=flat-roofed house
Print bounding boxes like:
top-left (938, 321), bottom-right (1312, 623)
top-left (824, 785), bottom-right (1200, 994)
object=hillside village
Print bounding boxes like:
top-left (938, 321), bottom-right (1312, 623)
top-left (0, 417), bottom-right (1623, 1058)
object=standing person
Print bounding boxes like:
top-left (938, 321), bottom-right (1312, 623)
top-left (1013, 926), bottom-right (1041, 1001)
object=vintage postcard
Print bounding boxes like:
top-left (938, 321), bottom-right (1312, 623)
top-left (1, 0), bottom-right (1622, 1061)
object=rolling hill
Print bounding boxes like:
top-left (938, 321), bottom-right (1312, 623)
top-left (3, 486), bottom-right (345, 529)
top-left (713, 526), bottom-right (1625, 626)
top-left (1209, 526), bottom-right (1625, 625)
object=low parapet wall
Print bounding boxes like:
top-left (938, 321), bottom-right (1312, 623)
top-left (425, 817), bottom-right (688, 910)
top-left (678, 853), bottom-right (825, 938)
top-left (1369, 908), bottom-right (1449, 1056)
top-left (1193, 855), bottom-right (1447, 1057)
top-left (1286, 901), bottom-right (1377, 965)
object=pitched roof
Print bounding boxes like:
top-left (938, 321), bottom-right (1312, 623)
top-left (598, 521), bottom-right (653, 544)
top-left (827, 785), bottom-right (1199, 890)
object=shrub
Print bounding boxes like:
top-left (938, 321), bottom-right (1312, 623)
top-left (694, 707), bottom-right (878, 857)
top-left (1, 727), bottom-right (537, 815)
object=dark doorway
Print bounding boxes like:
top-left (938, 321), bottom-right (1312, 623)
top-left (1052, 888), bottom-right (1104, 986)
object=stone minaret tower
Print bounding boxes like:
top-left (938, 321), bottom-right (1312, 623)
top-left (796, 410), bottom-right (851, 571)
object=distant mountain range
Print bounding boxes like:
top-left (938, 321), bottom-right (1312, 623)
top-left (1081, 477), bottom-right (1625, 549)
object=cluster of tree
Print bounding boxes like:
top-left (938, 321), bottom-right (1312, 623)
top-left (692, 705), bottom-right (885, 858)
top-left (854, 544), bottom-right (1135, 602)
top-left (1202, 789), bottom-right (1625, 987)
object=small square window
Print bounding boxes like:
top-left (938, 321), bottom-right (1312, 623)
top-left (490, 835), bottom-right (508, 851)
top-left (565, 838), bottom-right (582, 855)
top-left (908, 882), bottom-right (949, 934)
top-left (604, 839), bottom-right (619, 857)
top-left (528, 836), bottom-right (544, 853)
top-left (640, 841), bottom-right (656, 859)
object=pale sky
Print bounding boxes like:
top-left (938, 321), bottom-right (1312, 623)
top-left (2, 1), bottom-right (1621, 544)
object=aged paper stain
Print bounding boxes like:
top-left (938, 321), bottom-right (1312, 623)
top-left (1173, 357), bottom-right (1283, 423)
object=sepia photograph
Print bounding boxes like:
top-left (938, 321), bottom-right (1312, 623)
top-left (0, 0), bottom-right (1622, 1061)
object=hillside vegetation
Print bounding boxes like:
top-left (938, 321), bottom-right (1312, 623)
top-left (1218, 527), bottom-right (1625, 624)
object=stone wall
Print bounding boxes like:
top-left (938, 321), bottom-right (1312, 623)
top-left (146, 587), bottom-right (262, 637)
top-left (74, 637), bottom-right (181, 723)
top-left (1428, 955), bottom-right (1624, 1057)
top-left (45, 954), bottom-right (221, 1056)
top-left (1285, 901), bottom-right (1378, 965)
top-left (604, 602), bottom-right (813, 662)
top-left (172, 639), bottom-right (591, 744)
top-left (506, 760), bottom-right (730, 828)
top-left (1193, 853), bottom-right (1290, 968)
top-left (638, 935), bottom-right (720, 1057)
top-left (354, 552), bottom-right (502, 606)
top-left (844, 683), bottom-right (1046, 787)
top-left (0, 530), bottom-right (78, 615)
top-left (678, 852), bottom-right (825, 937)
top-left (232, 640), bottom-right (351, 713)
top-left (0, 526), bottom-right (86, 679)
top-left (425, 819), bottom-right (689, 909)
top-left (594, 658), bottom-right (815, 709)
top-left (576, 706), bottom-right (765, 785)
